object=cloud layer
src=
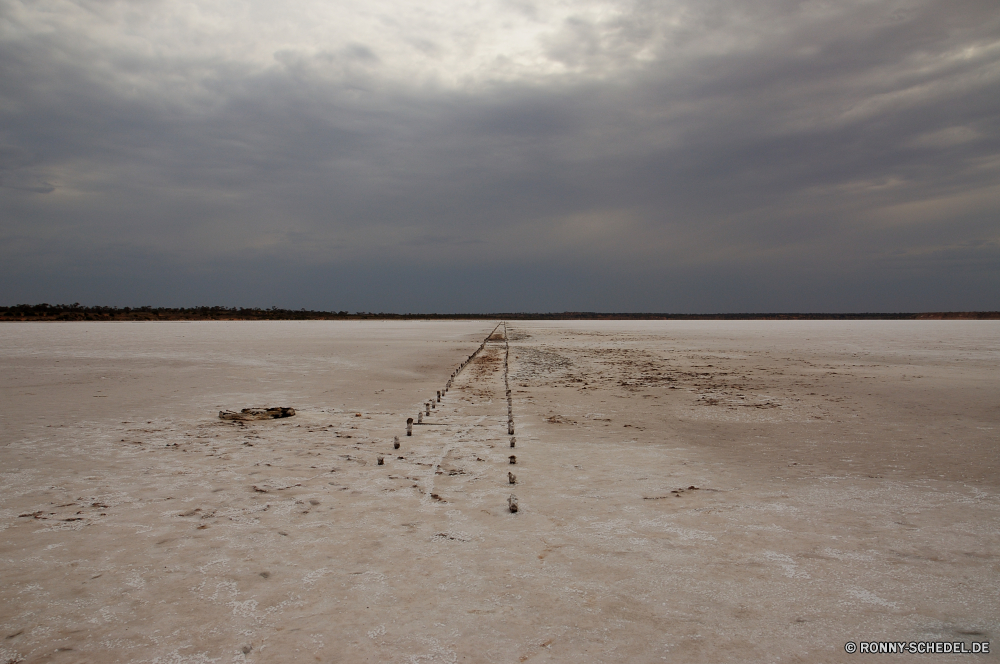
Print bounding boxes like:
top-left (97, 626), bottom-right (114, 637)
top-left (2, 0), bottom-right (998, 311)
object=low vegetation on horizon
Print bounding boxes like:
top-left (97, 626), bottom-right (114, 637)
top-left (2, 304), bottom-right (998, 321)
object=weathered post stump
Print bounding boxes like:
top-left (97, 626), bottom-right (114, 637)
top-left (509, 455), bottom-right (517, 464)
top-left (508, 471), bottom-right (516, 484)
top-left (377, 455), bottom-right (384, 465)
top-left (508, 422), bottom-right (514, 435)
top-left (425, 403), bottom-right (430, 416)
top-left (406, 418), bottom-right (413, 436)
top-left (508, 494), bottom-right (518, 513)
top-left (510, 437), bottom-right (516, 448)
top-left (437, 391), bottom-right (441, 402)
top-left (417, 411), bottom-right (423, 424)
top-left (393, 436), bottom-right (400, 450)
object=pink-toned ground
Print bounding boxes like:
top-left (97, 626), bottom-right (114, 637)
top-left (1, 320), bottom-right (997, 663)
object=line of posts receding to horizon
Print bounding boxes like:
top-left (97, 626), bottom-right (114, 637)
top-left (404, 322), bottom-right (519, 513)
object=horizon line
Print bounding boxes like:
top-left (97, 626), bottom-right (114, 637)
top-left (2, 304), bottom-right (998, 320)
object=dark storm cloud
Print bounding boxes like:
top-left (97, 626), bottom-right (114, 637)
top-left (1, 0), bottom-right (998, 311)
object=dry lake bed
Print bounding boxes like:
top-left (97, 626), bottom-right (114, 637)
top-left (1, 320), bottom-right (998, 663)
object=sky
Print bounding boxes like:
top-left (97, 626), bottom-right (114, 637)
top-left (1, 0), bottom-right (998, 313)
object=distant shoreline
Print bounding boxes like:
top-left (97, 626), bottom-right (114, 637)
top-left (2, 305), bottom-right (998, 321)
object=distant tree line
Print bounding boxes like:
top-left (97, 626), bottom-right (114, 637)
top-left (1, 304), bottom-right (997, 321)
top-left (1, 304), bottom-right (372, 321)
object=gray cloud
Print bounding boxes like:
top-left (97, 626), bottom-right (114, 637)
top-left (1, 0), bottom-right (998, 311)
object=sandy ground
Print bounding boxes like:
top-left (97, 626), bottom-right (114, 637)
top-left (1, 320), bottom-right (998, 663)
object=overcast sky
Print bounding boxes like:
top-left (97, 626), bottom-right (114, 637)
top-left (1, 0), bottom-right (998, 312)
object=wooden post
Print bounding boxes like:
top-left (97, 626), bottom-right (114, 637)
top-left (437, 391), bottom-right (441, 402)
top-left (508, 472), bottom-right (516, 484)
top-left (509, 455), bottom-right (516, 464)
top-left (510, 437), bottom-right (516, 448)
top-left (417, 411), bottom-right (423, 423)
top-left (394, 436), bottom-right (400, 449)
top-left (406, 418), bottom-right (413, 436)
top-left (508, 494), bottom-right (518, 513)
top-left (377, 455), bottom-right (384, 465)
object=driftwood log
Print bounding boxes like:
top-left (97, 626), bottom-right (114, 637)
top-left (219, 407), bottom-right (295, 421)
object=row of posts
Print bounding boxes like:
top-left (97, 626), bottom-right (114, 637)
top-left (503, 323), bottom-right (519, 513)
top-left (405, 322), bottom-right (504, 437)
top-left (400, 322), bottom-right (520, 514)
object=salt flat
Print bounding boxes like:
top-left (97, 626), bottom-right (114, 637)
top-left (1, 320), bottom-right (998, 663)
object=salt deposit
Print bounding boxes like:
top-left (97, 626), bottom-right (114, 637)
top-left (1, 320), bottom-right (997, 662)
